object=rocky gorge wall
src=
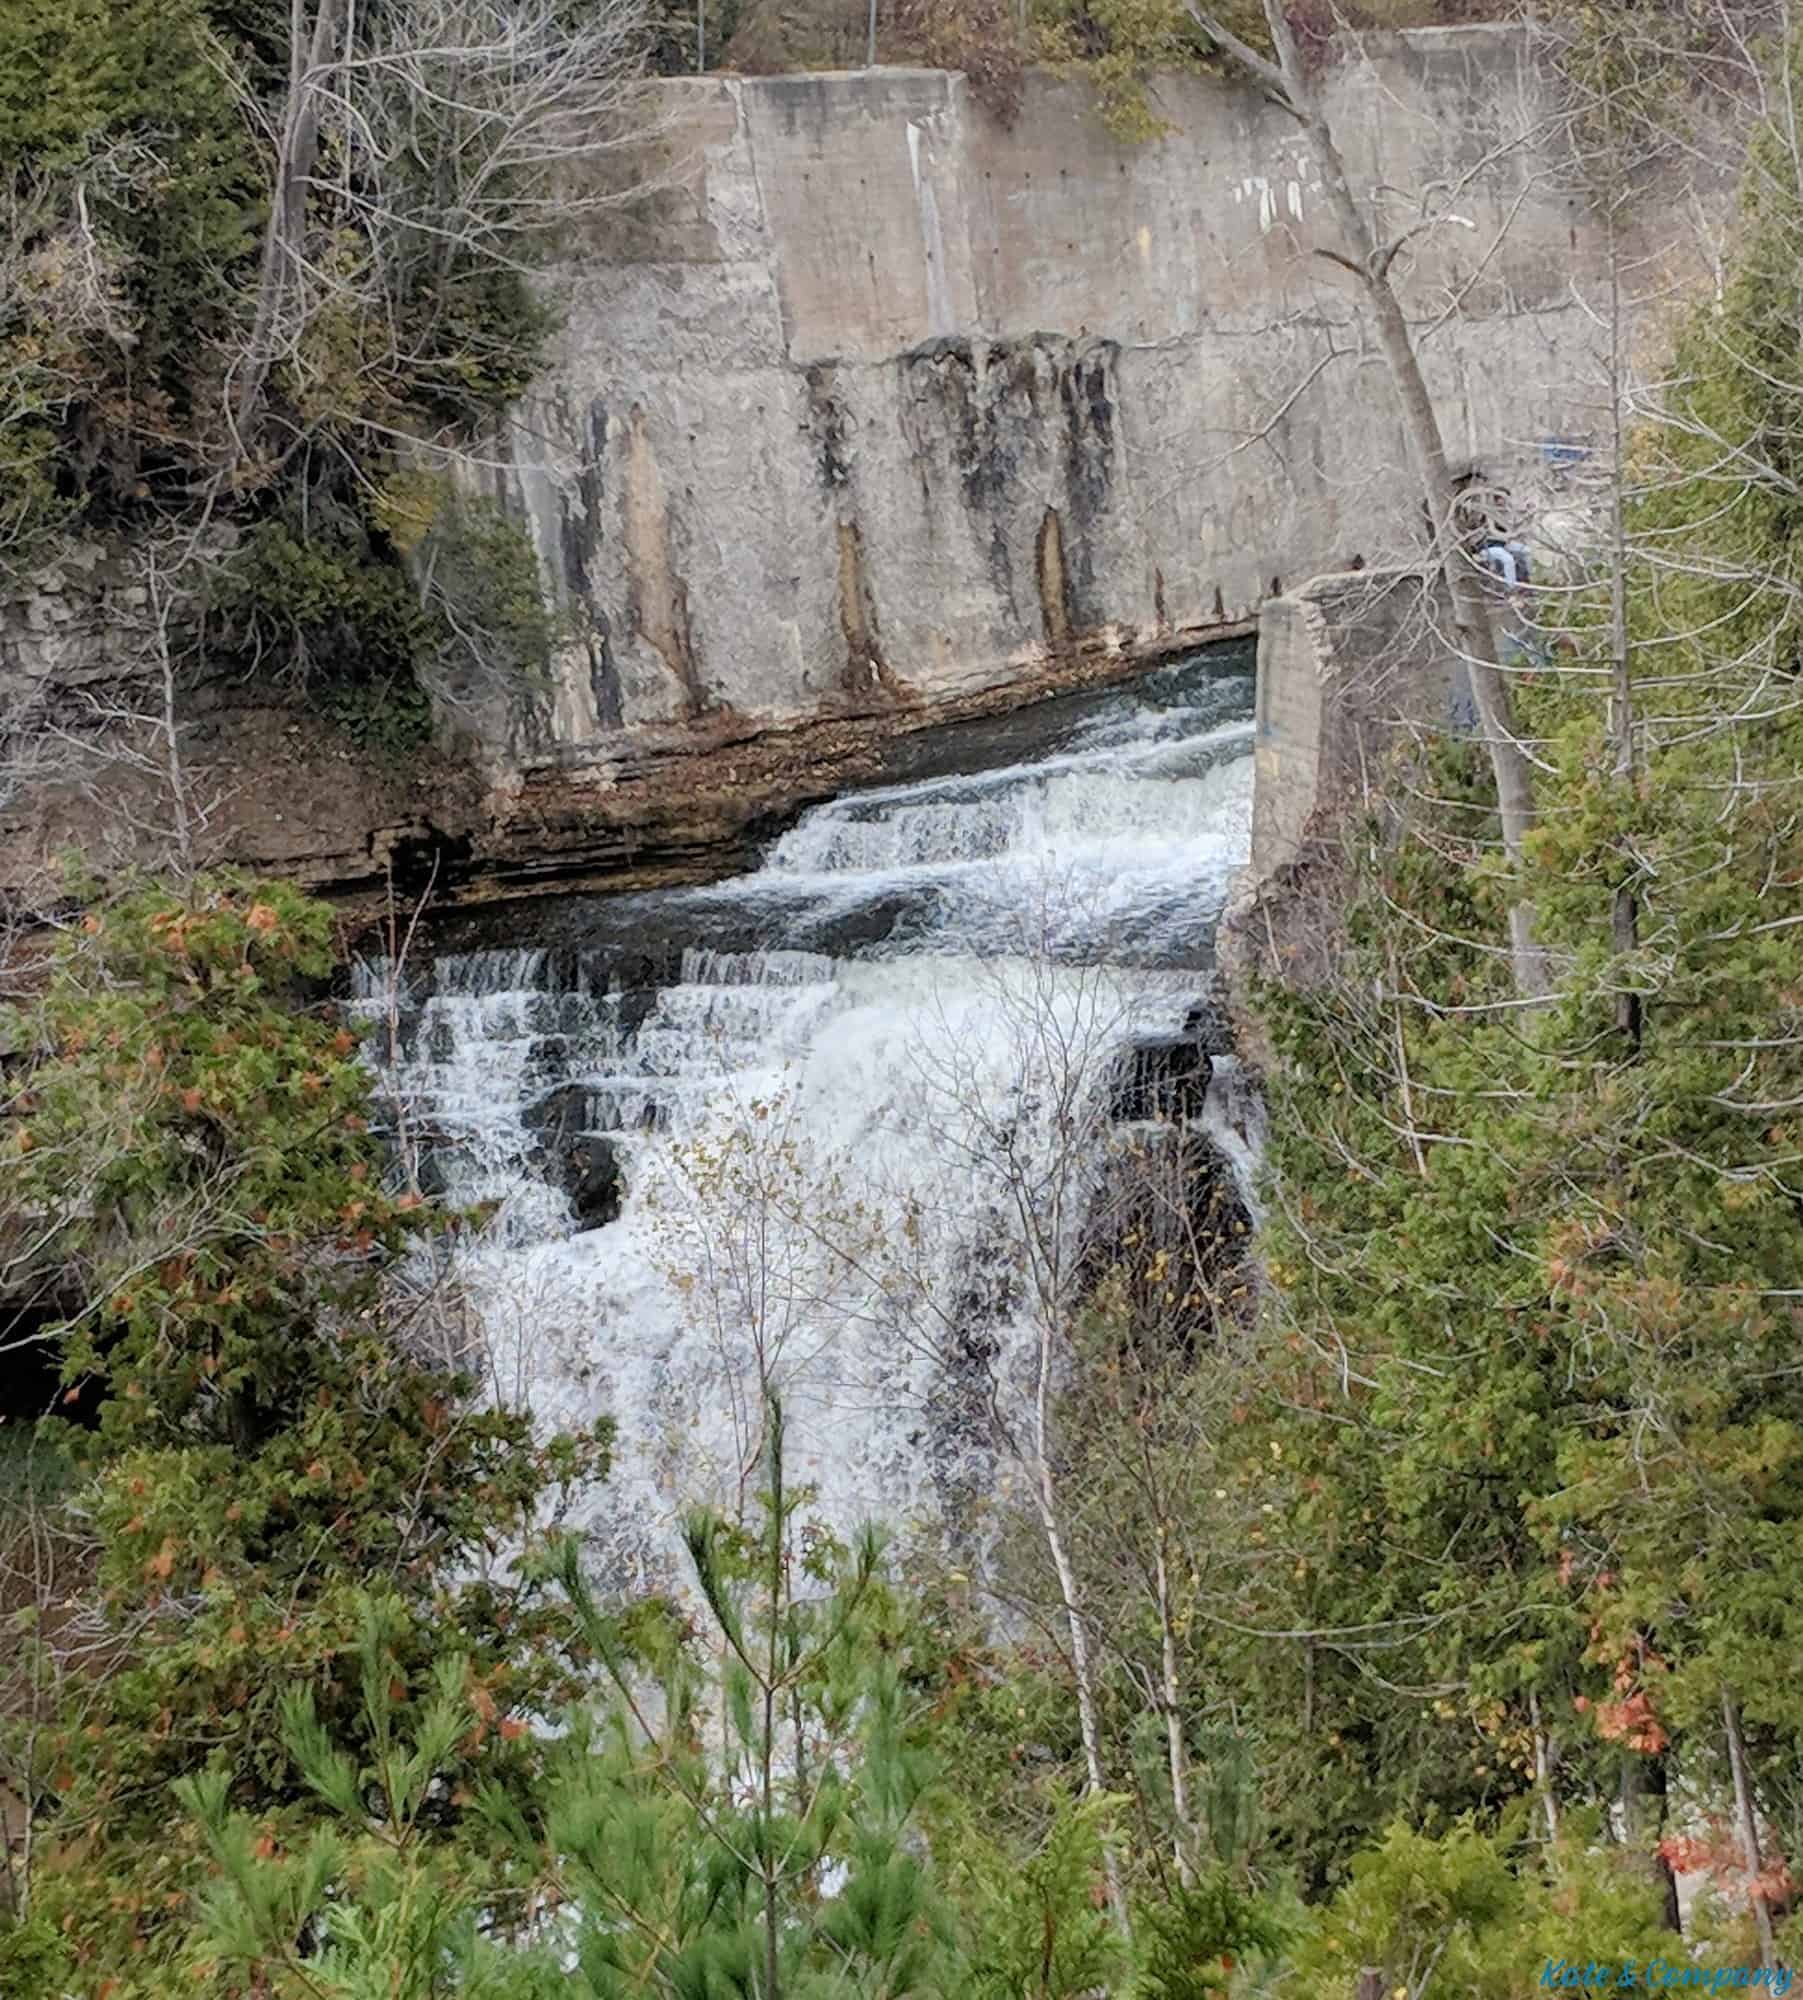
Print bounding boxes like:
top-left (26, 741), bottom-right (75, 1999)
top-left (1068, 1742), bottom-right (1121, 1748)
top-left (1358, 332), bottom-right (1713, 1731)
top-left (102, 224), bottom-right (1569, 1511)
top-left (0, 29), bottom-right (1681, 904)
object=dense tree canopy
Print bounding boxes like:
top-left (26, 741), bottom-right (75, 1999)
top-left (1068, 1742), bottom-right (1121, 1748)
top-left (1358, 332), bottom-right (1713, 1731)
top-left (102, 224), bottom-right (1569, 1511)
top-left (7, 4), bottom-right (1803, 1995)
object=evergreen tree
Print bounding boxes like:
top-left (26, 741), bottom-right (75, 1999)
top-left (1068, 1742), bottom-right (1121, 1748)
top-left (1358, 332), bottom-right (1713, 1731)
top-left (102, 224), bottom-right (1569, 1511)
top-left (175, 1399), bottom-right (962, 1999)
top-left (1225, 13), bottom-right (1803, 1939)
top-left (0, 876), bottom-right (607, 1988)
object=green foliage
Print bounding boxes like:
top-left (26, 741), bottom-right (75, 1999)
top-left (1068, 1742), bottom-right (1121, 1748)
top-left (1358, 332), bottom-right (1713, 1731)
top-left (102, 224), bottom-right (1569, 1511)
top-left (960, 1791), bottom-right (1127, 2000)
top-left (0, 0), bottom-right (262, 512)
top-left (170, 1400), bottom-right (963, 1999)
top-left (1283, 1821), bottom-right (1695, 2000)
top-left (1, 0), bottom-right (582, 727)
top-left (1137, 1869), bottom-right (1291, 2000)
top-left (0, 875), bottom-right (609, 1988)
top-left (542, 1399), bottom-right (960, 2000)
top-left (213, 506), bottom-right (433, 692)
top-left (211, 482), bottom-right (556, 756)
top-left (1031, 0), bottom-right (1220, 141)
top-left (177, 1598), bottom-right (558, 1998)
top-left (1028, 0), bottom-right (1485, 142)
top-left (0, 1915), bottom-right (74, 2000)
top-left (1215, 8), bottom-right (1803, 1910)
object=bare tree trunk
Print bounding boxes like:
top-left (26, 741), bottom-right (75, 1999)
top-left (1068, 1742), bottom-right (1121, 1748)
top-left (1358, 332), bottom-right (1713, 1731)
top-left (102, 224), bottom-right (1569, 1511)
top-left (1602, 162), bottom-right (1642, 1046)
top-left (762, 1420), bottom-right (784, 2000)
top-left (1183, 0), bottom-right (1549, 999)
top-left (145, 545), bottom-right (195, 877)
top-left (1152, 1530), bottom-right (1196, 1887)
top-left (1724, 1689), bottom-right (1778, 1971)
top-left (1528, 1689), bottom-right (1560, 1852)
top-left (1031, 1321), bottom-right (1131, 1937)
top-left (1645, 1752), bottom-right (1682, 1936)
top-left (231, 0), bottom-right (344, 451)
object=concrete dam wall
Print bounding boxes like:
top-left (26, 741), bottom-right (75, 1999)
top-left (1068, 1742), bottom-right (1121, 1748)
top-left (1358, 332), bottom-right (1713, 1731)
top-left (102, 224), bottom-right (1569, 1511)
top-left (497, 28), bottom-right (1617, 756)
top-left (1, 28), bottom-right (1665, 902)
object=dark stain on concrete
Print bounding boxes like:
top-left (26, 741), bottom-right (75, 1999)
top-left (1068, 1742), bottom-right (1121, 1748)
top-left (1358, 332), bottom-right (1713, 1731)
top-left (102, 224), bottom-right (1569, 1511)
top-left (624, 404), bottom-right (711, 719)
top-left (804, 363), bottom-right (853, 494)
top-left (1058, 341), bottom-right (1118, 628)
top-left (559, 402), bottom-right (624, 732)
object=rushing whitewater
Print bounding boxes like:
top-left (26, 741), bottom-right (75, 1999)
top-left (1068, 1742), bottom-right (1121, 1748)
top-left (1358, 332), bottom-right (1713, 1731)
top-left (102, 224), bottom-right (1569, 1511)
top-left (352, 649), bottom-right (1257, 1588)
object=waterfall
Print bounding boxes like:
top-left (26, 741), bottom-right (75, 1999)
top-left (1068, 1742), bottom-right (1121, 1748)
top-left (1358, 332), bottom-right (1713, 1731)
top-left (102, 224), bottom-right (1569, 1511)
top-left (353, 647), bottom-right (1259, 1590)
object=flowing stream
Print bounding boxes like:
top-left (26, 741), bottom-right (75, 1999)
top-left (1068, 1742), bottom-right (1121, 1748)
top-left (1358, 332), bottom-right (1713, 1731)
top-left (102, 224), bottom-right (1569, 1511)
top-left (353, 645), bottom-right (1260, 1588)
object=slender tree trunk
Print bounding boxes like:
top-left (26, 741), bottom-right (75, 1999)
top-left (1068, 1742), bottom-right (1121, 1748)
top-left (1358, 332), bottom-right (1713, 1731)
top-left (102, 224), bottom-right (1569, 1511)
top-left (762, 1416), bottom-right (785, 2000)
top-left (1529, 1689), bottom-right (1560, 1852)
top-left (1184, 0), bottom-right (1550, 999)
top-left (1306, 120), bottom-right (1548, 1000)
top-left (232, 0), bottom-right (344, 449)
top-left (1724, 1690), bottom-right (1778, 1971)
top-left (1603, 163), bottom-right (1642, 1045)
top-left (1032, 1318), bottom-right (1130, 1937)
top-left (146, 546), bottom-right (195, 876)
top-left (1645, 1752), bottom-right (1683, 1935)
top-left (1152, 1530), bottom-right (1196, 1886)
top-left (1620, 1747), bottom-right (1682, 1935)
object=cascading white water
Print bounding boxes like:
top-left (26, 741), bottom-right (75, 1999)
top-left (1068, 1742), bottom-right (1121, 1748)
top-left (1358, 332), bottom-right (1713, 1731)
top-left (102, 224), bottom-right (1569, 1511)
top-left (353, 648), bottom-right (1259, 1590)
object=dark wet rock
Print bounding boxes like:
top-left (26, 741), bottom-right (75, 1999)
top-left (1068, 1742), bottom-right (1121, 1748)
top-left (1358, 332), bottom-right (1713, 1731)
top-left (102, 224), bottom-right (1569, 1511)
top-left (1108, 999), bottom-right (1237, 1123)
top-left (525, 1083), bottom-right (625, 1230)
top-left (1083, 1123), bottom-right (1252, 1351)
top-left (1110, 1033), bottom-right (1212, 1124)
top-left (563, 1134), bottom-right (623, 1230)
top-left (522, 1036), bottom-right (571, 1094)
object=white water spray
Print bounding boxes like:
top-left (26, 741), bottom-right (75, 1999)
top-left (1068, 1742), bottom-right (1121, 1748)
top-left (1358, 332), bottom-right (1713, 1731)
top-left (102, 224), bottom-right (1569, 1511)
top-left (353, 651), bottom-right (1260, 1588)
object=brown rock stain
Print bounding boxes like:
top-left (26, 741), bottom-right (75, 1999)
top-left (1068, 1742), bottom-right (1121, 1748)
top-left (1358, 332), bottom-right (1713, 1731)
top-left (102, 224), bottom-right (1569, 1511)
top-left (1036, 506), bottom-right (1076, 651)
top-left (835, 519), bottom-right (897, 695)
top-left (623, 407), bottom-right (710, 718)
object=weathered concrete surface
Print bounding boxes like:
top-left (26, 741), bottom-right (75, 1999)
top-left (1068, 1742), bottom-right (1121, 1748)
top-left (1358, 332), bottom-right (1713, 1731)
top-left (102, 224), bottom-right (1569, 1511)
top-left (1216, 565), bottom-right (1450, 1040)
top-left (1247, 567), bottom-right (1455, 884)
top-left (0, 33), bottom-right (1693, 905)
top-left (491, 29), bottom-right (1645, 785)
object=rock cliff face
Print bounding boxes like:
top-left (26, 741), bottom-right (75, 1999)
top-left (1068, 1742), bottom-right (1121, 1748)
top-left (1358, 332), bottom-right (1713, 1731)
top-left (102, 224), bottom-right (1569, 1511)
top-left (0, 32), bottom-right (1669, 906)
